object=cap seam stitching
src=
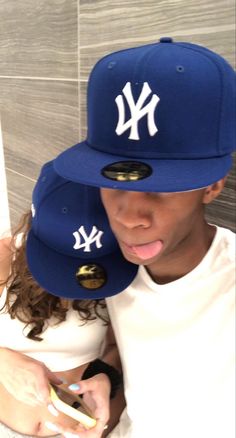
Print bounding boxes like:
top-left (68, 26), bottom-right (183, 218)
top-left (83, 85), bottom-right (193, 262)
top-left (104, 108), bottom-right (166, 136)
top-left (178, 43), bottom-right (223, 154)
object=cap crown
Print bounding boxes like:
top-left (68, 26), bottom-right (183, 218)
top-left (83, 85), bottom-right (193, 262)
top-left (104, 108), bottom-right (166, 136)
top-left (32, 162), bottom-right (118, 258)
top-left (87, 40), bottom-right (236, 159)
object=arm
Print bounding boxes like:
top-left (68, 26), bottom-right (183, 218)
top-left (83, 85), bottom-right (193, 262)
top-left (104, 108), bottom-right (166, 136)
top-left (0, 236), bottom-right (12, 290)
top-left (0, 238), bottom-right (62, 406)
top-left (100, 325), bottom-right (126, 437)
top-left (0, 347), bottom-right (62, 406)
top-left (47, 325), bottom-right (125, 438)
top-left (101, 324), bottom-right (122, 371)
top-left (76, 326), bottom-right (125, 437)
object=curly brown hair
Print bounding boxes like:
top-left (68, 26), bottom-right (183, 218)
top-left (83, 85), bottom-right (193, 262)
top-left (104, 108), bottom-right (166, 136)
top-left (0, 211), bottom-right (109, 342)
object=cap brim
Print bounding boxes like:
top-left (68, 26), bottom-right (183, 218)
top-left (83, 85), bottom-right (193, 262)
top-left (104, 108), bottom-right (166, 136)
top-left (54, 142), bottom-right (233, 192)
top-left (26, 230), bottom-right (138, 299)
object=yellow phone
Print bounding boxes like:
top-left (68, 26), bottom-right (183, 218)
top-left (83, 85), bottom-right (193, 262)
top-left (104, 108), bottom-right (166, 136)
top-left (49, 384), bottom-right (97, 429)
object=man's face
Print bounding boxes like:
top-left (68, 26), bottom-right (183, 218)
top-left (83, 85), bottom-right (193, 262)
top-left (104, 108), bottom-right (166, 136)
top-left (100, 188), bottom-right (207, 268)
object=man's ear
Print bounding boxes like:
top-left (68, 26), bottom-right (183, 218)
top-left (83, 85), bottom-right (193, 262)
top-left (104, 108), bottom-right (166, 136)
top-left (202, 177), bottom-right (227, 205)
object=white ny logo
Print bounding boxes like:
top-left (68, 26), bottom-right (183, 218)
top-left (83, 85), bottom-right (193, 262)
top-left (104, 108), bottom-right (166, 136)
top-left (73, 226), bottom-right (104, 252)
top-left (115, 82), bottom-right (160, 140)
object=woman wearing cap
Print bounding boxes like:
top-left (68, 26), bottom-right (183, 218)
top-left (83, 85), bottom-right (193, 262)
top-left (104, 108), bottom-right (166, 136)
top-left (0, 161), bottom-right (131, 438)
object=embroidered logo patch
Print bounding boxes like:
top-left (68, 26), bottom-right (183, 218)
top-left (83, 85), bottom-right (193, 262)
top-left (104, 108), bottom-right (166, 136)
top-left (73, 226), bottom-right (104, 252)
top-left (115, 82), bottom-right (159, 140)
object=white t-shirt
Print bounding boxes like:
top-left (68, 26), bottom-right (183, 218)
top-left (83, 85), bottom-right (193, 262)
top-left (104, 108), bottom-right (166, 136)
top-left (0, 288), bottom-right (108, 371)
top-left (107, 226), bottom-right (235, 438)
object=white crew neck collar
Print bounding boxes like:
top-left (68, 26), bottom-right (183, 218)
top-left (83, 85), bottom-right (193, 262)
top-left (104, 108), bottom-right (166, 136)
top-left (138, 225), bottom-right (229, 294)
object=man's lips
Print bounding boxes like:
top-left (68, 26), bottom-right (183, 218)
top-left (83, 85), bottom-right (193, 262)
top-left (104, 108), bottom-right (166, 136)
top-left (121, 240), bottom-right (164, 261)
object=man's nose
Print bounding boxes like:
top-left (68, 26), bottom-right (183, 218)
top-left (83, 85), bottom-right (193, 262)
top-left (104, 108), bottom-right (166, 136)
top-left (115, 192), bottom-right (151, 229)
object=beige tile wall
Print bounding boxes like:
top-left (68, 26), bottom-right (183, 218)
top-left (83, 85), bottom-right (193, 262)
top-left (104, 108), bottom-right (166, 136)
top-left (0, 119), bottom-right (10, 236)
top-left (0, 0), bottom-right (235, 231)
top-left (0, 0), bottom-right (79, 230)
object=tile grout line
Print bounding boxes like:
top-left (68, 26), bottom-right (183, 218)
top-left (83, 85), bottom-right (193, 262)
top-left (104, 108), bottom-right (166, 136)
top-left (5, 167), bottom-right (37, 183)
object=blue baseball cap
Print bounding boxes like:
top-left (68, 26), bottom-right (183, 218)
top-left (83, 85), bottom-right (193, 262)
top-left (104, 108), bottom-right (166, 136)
top-left (26, 161), bottom-right (138, 299)
top-left (54, 38), bottom-right (236, 192)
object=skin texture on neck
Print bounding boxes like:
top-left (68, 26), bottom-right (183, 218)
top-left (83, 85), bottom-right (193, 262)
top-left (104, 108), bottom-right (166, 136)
top-left (146, 221), bottom-right (216, 284)
top-left (100, 179), bottom-right (226, 285)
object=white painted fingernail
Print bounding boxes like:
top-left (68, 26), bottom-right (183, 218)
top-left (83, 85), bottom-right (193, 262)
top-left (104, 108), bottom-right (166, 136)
top-left (45, 421), bottom-right (60, 432)
top-left (47, 403), bottom-right (59, 416)
top-left (68, 383), bottom-right (80, 391)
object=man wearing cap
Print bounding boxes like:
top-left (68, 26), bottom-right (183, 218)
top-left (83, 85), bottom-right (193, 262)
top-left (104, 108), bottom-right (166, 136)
top-left (54, 38), bottom-right (235, 438)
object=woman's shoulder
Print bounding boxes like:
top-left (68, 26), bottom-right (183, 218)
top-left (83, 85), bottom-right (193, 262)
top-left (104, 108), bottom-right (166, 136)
top-left (0, 236), bottom-right (13, 295)
top-left (0, 236), bottom-right (13, 256)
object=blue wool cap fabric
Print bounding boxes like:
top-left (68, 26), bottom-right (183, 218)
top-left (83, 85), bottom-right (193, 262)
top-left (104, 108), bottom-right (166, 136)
top-left (26, 161), bottom-right (138, 299)
top-left (54, 38), bottom-right (236, 192)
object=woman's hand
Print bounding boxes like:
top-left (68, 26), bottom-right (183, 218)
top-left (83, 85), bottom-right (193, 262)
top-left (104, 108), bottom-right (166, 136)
top-left (0, 347), bottom-right (62, 406)
top-left (45, 373), bottom-right (111, 438)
